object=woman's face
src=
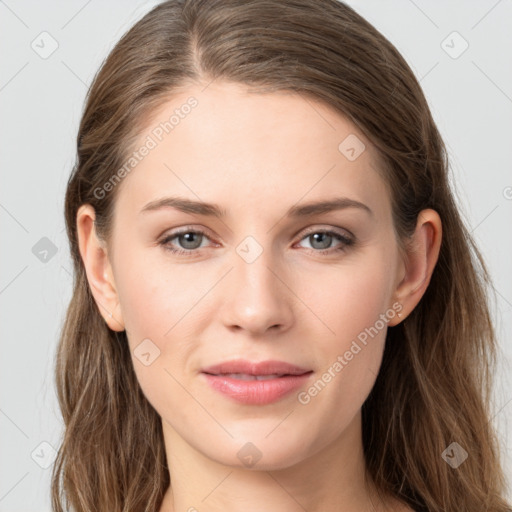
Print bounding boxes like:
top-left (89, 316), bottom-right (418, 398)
top-left (103, 80), bottom-right (405, 469)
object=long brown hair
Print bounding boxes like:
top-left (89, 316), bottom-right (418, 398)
top-left (52, 1), bottom-right (511, 510)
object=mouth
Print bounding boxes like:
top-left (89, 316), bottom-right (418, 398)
top-left (203, 373), bottom-right (301, 381)
top-left (201, 358), bottom-right (312, 377)
top-left (200, 359), bottom-right (313, 405)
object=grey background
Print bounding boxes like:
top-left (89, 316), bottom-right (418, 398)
top-left (1, 0), bottom-right (511, 510)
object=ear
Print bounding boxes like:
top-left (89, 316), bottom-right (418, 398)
top-left (388, 208), bottom-right (442, 326)
top-left (76, 204), bottom-right (125, 332)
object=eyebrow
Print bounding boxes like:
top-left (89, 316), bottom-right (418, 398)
top-left (140, 196), bottom-right (373, 218)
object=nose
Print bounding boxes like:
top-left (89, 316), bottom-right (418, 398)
top-left (219, 245), bottom-right (295, 337)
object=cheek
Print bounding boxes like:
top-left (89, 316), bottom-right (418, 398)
top-left (300, 253), bottom-right (394, 406)
top-left (114, 244), bottom-right (194, 339)
top-left (112, 245), bottom-right (222, 386)
top-left (114, 260), bottom-right (198, 411)
top-left (307, 254), bottom-right (394, 348)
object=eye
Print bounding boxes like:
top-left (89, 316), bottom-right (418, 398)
top-left (158, 226), bottom-right (355, 257)
top-left (295, 228), bottom-right (354, 255)
top-left (159, 228), bottom-right (213, 256)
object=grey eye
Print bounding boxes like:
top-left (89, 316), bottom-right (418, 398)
top-left (306, 232), bottom-right (336, 250)
top-left (174, 232), bottom-right (205, 250)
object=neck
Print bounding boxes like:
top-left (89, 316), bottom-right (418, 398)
top-left (158, 411), bottom-right (394, 512)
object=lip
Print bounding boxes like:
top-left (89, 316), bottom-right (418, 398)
top-left (201, 359), bottom-right (311, 376)
top-left (201, 359), bottom-right (313, 405)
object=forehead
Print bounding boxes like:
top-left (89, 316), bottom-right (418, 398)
top-left (114, 81), bottom-right (390, 222)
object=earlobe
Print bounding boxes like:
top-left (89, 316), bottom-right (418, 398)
top-left (76, 204), bottom-right (125, 332)
top-left (388, 208), bottom-right (442, 326)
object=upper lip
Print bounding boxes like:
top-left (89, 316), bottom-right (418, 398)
top-left (201, 359), bottom-right (312, 376)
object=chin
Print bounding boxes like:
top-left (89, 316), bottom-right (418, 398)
top-left (202, 433), bottom-right (314, 472)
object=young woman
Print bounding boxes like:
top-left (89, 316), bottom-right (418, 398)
top-left (51, 1), bottom-right (511, 511)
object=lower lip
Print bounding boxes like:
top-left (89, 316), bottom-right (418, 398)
top-left (201, 373), bottom-right (312, 405)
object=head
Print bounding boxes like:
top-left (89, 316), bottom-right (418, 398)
top-left (52, 1), bottom-right (510, 511)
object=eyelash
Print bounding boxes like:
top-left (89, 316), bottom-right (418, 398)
top-left (158, 226), bottom-right (355, 258)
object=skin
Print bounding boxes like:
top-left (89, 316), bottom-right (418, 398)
top-left (77, 80), bottom-right (442, 512)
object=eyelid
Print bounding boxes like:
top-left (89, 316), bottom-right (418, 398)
top-left (159, 224), bottom-right (217, 242)
top-left (297, 224), bottom-right (354, 241)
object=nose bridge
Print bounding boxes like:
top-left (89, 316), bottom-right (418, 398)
top-left (220, 232), bottom-right (293, 334)
top-left (234, 233), bottom-right (283, 303)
